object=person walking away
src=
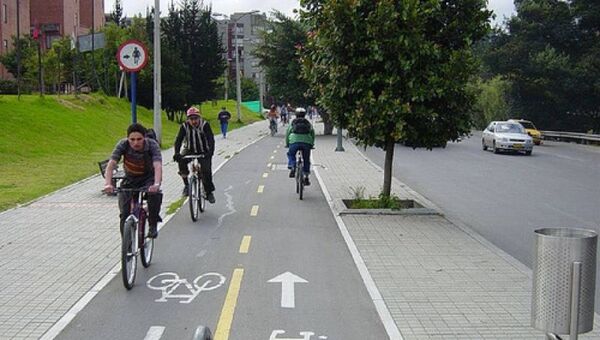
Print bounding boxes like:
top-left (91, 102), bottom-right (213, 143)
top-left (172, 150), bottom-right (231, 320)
top-left (103, 123), bottom-right (163, 238)
top-left (286, 107), bottom-right (315, 185)
top-left (218, 107), bottom-right (232, 139)
top-left (173, 106), bottom-right (216, 203)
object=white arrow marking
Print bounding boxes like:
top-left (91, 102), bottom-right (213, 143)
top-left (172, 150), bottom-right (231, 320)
top-left (269, 330), bottom-right (315, 340)
top-left (267, 272), bottom-right (308, 308)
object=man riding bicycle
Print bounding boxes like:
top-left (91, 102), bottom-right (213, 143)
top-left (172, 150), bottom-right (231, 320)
top-left (286, 107), bottom-right (315, 185)
top-left (103, 123), bottom-right (163, 238)
top-left (173, 106), bottom-right (216, 203)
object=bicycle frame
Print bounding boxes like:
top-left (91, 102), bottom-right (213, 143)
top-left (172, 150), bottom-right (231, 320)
top-left (121, 189), bottom-right (149, 254)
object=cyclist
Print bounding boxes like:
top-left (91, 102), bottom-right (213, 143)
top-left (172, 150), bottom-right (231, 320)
top-left (286, 107), bottom-right (315, 185)
top-left (280, 104), bottom-right (288, 125)
top-left (267, 105), bottom-right (279, 133)
top-left (173, 106), bottom-right (216, 203)
top-left (103, 123), bottom-right (163, 238)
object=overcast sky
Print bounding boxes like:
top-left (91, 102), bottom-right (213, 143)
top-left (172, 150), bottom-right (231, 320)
top-left (104, 0), bottom-right (515, 26)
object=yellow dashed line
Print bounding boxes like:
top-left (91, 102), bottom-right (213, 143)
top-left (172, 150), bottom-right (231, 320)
top-left (250, 205), bottom-right (259, 216)
top-left (270, 156), bottom-right (275, 160)
top-left (267, 163), bottom-right (272, 167)
top-left (257, 185), bottom-right (264, 193)
top-left (273, 150), bottom-right (277, 153)
top-left (262, 173), bottom-right (269, 178)
top-left (239, 236), bottom-right (252, 254)
top-left (214, 268), bottom-right (244, 340)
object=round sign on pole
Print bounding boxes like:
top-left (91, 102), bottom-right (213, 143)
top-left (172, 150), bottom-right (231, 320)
top-left (117, 40), bottom-right (148, 73)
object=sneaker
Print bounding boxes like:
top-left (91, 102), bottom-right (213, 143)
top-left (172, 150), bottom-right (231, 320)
top-left (148, 224), bottom-right (158, 239)
top-left (207, 192), bottom-right (216, 204)
top-left (289, 169), bottom-right (296, 178)
top-left (182, 184), bottom-right (189, 196)
top-left (303, 176), bottom-right (311, 186)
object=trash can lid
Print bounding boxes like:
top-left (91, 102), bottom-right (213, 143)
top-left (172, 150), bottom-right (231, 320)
top-left (535, 227), bottom-right (597, 239)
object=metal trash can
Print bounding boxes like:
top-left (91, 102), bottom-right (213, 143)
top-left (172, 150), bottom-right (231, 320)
top-left (532, 228), bottom-right (597, 336)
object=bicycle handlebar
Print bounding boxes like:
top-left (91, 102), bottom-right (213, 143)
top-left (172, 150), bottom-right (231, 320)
top-left (183, 155), bottom-right (206, 159)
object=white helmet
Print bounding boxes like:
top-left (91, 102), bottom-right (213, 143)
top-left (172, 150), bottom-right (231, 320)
top-left (295, 107), bottom-right (306, 116)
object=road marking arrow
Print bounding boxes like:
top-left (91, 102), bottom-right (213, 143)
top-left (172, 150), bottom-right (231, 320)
top-left (267, 272), bottom-right (308, 308)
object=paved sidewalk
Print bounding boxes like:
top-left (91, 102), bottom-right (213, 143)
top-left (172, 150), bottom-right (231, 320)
top-left (0, 121), bottom-right (268, 340)
top-left (312, 132), bottom-right (600, 340)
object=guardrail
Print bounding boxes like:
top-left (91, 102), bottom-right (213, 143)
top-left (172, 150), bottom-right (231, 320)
top-left (541, 131), bottom-right (600, 145)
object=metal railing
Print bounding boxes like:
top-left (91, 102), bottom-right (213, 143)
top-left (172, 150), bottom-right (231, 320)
top-left (541, 131), bottom-right (600, 145)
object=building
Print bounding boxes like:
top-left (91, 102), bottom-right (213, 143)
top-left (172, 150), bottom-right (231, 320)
top-left (0, 0), bottom-right (30, 79)
top-left (0, 0), bottom-right (103, 79)
top-left (216, 12), bottom-right (266, 84)
top-left (30, 0), bottom-right (104, 49)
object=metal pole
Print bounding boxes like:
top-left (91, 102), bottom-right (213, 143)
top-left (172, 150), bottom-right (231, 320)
top-left (37, 37), bottom-right (43, 96)
top-left (235, 30), bottom-right (242, 122)
top-left (569, 262), bottom-right (582, 340)
top-left (153, 0), bottom-right (162, 144)
top-left (131, 72), bottom-right (137, 123)
top-left (16, 0), bottom-right (21, 99)
top-left (335, 126), bottom-right (345, 152)
top-left (259, 70), bottom-right (264, 113)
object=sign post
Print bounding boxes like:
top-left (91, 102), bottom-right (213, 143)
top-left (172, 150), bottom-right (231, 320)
top-left (117, 40), bottom-right (148, 123)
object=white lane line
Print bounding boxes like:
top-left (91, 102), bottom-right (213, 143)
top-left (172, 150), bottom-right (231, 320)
top-left (144, 326), bottom-right (166, 340)
top-left (314, 168), bottom-right (403, 340)
top-left (262, 172), bottom-right (269, 178)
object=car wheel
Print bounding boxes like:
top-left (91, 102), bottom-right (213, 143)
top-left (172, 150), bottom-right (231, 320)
top-left (525, 150), bottom-right (532, 156)
top-left (482, 139), bottom-right (488, 151)
top-left (493, 141), bottom-right (500, 154)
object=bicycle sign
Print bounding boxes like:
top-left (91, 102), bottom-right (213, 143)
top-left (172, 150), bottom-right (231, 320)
top-left (147, 272), bottom-right (226, 304)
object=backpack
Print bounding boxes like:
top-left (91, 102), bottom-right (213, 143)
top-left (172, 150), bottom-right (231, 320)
top-left (292, 118), bottom-right (311, 134)
top-left (146, 128), bottom-right (158, 141)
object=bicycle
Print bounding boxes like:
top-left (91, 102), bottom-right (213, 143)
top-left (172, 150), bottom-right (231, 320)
top-left (184, 155), bottom-right (206, 222)
top-left (117, 187), bottom-right (155, 290)
top-left (295, 150), bottom-right (305, 200)
top-left (269, 118), bottom-right (278, 136)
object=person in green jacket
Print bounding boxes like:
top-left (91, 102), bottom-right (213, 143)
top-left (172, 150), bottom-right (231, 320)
top-left (286, 107), bottom-right (315, 185)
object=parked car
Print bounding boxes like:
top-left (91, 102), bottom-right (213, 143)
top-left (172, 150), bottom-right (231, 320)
top-left (508, 119), bottom-right (542, 145)
top-left (482, 121), bottom-right (533, 155)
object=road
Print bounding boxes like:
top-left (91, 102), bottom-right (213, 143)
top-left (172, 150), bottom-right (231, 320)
top-left (362, 132), bottom-right (600, 306)
top-left (57, 135), bottom-right (387, 340)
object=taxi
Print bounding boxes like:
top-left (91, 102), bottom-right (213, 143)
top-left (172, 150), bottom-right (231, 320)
top-left (508, 119), bottom-right (542, 145)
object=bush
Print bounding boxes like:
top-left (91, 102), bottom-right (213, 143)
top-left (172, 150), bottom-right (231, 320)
top-left (0, 80), bottom-right (18, 94)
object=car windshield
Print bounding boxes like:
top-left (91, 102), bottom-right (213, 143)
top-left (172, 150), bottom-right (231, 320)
top-left (495, 123), bottom-right (524, 134)
top-left (519, 121), bottom-right (536, 129)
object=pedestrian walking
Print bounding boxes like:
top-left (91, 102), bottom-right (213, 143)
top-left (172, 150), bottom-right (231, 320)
top-left (218, 107), bottom-right (232, 139)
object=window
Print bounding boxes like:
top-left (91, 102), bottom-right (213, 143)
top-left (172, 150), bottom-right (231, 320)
top-left (3, 40), bottom-right (8, 51)
top-left (3, 4), bottom-right (8, 24)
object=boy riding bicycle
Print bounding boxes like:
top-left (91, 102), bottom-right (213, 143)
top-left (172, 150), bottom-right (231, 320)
top-left (103, 123), bottom-right (163, 238)
top-left (286, 107), bottom-right (315, 185)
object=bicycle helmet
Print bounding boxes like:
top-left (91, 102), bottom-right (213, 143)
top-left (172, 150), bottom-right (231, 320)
top-left (187, 106), bottom-right (201, 117)
top-left (295, 107), bottom-right (306, 117)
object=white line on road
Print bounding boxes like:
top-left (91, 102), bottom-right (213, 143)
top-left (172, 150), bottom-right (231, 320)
top-left (314, 168), bottom-right (403, 340)
top-left (144, 326), bottom-right (166, 340)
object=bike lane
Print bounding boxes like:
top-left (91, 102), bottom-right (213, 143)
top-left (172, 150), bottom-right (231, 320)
top-left (56, 134), bottom-right (387, 339)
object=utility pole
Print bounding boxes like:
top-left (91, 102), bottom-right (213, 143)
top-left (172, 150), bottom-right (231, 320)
top-left (16, 0), bottom-right (21, 99)
top-left (153, 0), bottom-right (162, 143)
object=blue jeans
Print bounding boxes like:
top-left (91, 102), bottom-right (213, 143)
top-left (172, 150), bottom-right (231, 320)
top-left (287, 142), bottom-right (312, 174)
top-left (220, 122), bottom-right (228, 137)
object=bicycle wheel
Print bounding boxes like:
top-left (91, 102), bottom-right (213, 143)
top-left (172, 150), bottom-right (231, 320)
top-left (121, 218), bottom-right (137, 289)
top-left (299, 169), bottom-right (304, 200)
top-left (198, 178), bottom-right (206, 213)
top-left (189, 176), bottom-right (199, 221)
top-left (140, 210), bottom-right (154, 268)
top-left (295, 163), bottom-right (301, 194)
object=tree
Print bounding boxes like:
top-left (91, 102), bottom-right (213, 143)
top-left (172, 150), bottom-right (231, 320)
top-left (301, 0), bottom-right (490, 196)
top-left (109, 0), bottom-right (125, 27)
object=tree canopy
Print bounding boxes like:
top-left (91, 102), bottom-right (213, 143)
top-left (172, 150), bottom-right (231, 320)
top-left (301, 0), bottom-right (490, 196)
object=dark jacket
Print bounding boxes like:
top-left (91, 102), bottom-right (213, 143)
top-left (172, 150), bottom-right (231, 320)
top-left (174, 119), bottom-right (215, 156)
top-left (218, 110), bottom-right (232, 123)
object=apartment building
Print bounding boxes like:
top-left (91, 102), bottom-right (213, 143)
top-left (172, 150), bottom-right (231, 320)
top-left (0, 0), bottom-right (30, 79)
top-left (0, 0), bottom-right (103, 79)
top-left (216, 12), bottom-right (266, 85)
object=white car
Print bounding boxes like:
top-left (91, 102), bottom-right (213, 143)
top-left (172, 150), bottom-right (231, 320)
top-left (482, 121), bottom-right (533, 155)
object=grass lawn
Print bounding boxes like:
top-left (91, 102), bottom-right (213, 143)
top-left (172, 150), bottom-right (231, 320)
top-left (0, 94), bottom-right (263, 211)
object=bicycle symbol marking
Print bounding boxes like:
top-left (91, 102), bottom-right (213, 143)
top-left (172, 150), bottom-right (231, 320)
top-left (146, 272), bottom-right (226, 304)
top-left (269, 330), bottom-right (328, 340)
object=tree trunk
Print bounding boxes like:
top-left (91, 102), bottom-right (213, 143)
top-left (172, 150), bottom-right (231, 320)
top-left (323, 122), bottom-right (334, 135)
top-left (382, 138), bottom-right (395, 197)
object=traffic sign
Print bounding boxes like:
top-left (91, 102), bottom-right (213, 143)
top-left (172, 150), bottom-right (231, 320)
top-left (117, 40), bottom-right (148, 73)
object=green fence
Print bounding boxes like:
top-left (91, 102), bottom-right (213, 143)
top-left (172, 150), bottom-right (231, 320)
top-left (242, 101), bottom-right (261, 113)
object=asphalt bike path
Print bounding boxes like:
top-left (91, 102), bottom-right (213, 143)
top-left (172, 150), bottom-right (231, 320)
top-left (55, 132), bottom-right (387, 340)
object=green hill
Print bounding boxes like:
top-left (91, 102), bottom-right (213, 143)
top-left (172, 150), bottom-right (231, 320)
top-left (0, 94), bottom-right (262, 211)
